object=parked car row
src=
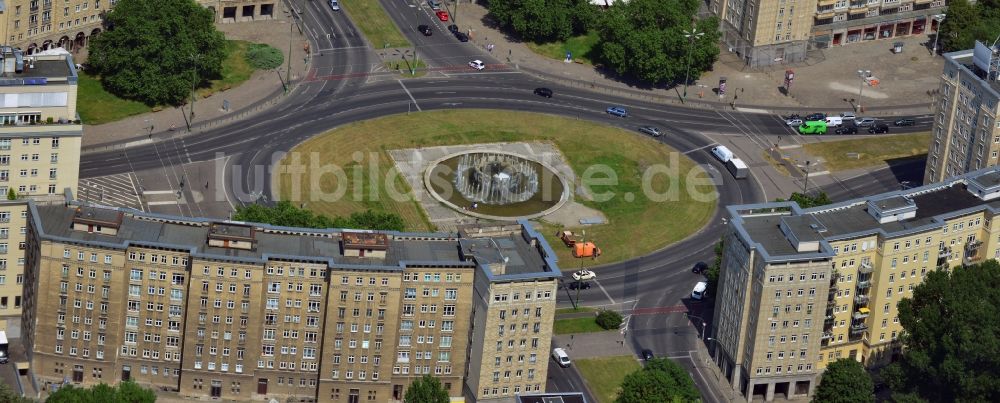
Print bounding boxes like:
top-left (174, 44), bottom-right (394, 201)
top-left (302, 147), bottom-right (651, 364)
top-left (785, 111), bottom-right (914, 135)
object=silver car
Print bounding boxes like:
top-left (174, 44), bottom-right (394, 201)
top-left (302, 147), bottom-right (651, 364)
top-left (638, 126), bottom-right (662, 137)
top-left (857, 117), bottom-right (877, 127)
top-left (785, 118), bottom-right (803, 126)
top-left (329, 0), bottom-right (340, 10)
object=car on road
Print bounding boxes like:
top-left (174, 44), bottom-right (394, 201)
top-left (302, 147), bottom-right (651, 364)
top-left (638, 126), bottom-right (662, 137)
top-left (692, 262), bottom-right (708, 274)
top-left (691, 281), bottom-right (708, 300)
top-left (436, 10), bottom-right (449, 21)
top-left (840, 112), bottom-right (856, 120)
top-left (567, 281), bottom-right (591, 290)
top-left (856, 117), bottom-right (877, 127)
top-left (329, 0), bottom-right (340, 10)
top-left (835, 126), bottom-right (858, 134)
top-left (894, 118), bottom-right (915, 126)
top-left (785, 118), bottom-right (803, 126)
top-left (606, 106), bottom-right (628, 117)
top-left (533, 87), bottom-right (553, 98)
top-left (869, 124), bottom-right (890, 134)
top-left (427, 0), bottom-right (441, 10)
top-left (805, 113), bottom-right (826, 121)
top-left (454, 32), bottom-right (469, 42)
top-left (447, 24), bottom-right (459, 34)
top-left (469, 60), bottom-right (485, 70)
top-left (641, 349), bottom-right (655, 361)
top-left (798, 121), bottom-right (827, 134)
top-left (417, 25), bottom-right (432, 36)
top-left (572, 269), bottom-right (596, 281)
top-left (783, 114), bottom-right (802, 120)
top-left (552, 348), bottom-right (572, 367)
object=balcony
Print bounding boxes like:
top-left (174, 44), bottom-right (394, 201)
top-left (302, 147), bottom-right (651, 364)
top-left (858, 261), bottom-right (873, 274)
top-left (856, 280), bottom-right (871, 289)
top-left (821, 331), bottom-right (834, 339)
top-left (850, 323), bottom-right (868, 334)
top-left (854, 295), bottom-right (869, 305)
top-left (852, 307), bottom-right (870, 320)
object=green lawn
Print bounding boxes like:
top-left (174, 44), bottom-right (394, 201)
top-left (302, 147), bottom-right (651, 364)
top-left (576, 356), bottom-right (642, 402)
top-left (801, 132), bottom-right (930, 171)
top-left (340, 0), bottom-right (410, 48)
top-left (553, 317), bottom-right (608, 335)
top-left (275, 110), bottom-right (716, 265)
top-left (526, 30), bottom-right (599, 65)
top-left (77, 40), bottom-right (259, 125)
top-left (556, 307), bottom-right (597, 315)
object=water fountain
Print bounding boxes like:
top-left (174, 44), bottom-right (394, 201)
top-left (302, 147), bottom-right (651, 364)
top-left (453, 152), bottom-right (539, 205)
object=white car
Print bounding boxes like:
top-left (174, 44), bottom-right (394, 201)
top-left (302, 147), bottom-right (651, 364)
top-left (329, 0), bottom-right (340, 10)
top-left (469, 60), bottom-right (485, 70)
top-left (572, 269), bottom-right (596, 281)
top-left (785, 118), bottom-right (803, 126)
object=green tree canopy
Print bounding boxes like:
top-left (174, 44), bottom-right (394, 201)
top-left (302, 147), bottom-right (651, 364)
top-left (595, 0), bottom-right (720, 86)
top-left (404, 374), bottom-right (450, 403)
top-left (46, 381), bottom-right (155, 403)
top-left (814, 358), bottom-right (874, 403)
top-left (938, 0), bottom-right (1000, 53)
top-left (595, 310), bottom-right (623, 330)
top-left (0, 383), bottom-right (33, 403)
top-left (232, 201), bottom-right (405, 231)
top-left (88, 0), bottom-right (226, 106)
top-left (615, 358), bottom-right (700, 403)
top-left (245, 44), bottom-right (284, 70)
top-left (883, 260), bottom-right (1000, 402)
top-left (486, 0), bottom-right (596, 42)
top-left (776, 191), bottom-right (832, 208)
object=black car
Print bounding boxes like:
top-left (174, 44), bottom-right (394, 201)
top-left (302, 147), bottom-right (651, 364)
top-left (641, 349), bottom-right (654, 361)
top-left (869, 124), bottom-right (890, 134)
top-left (783, 114), bottom-right (802, 121)
top-left (447, 24), bottom-right (459, 34)
top-left (534, 87), bottom-right (553, 98)
top-left (692, 262), bottom-right (708, 274)
top-left (454, 32), bottom-right (469, 42)
top-left (805, 113), bottom-right (827, 121)
top-left (567, 281), bottom-right (591, 290)
top-left (417, 25), bottom-right (432, 36)
top-left (835, 126), bottom-right (858, 134)
top-left (894, 119), bottom-right (915, 126)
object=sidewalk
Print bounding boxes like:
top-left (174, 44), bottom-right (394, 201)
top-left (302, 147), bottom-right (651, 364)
top-left (80, 2), bottom-right (311, 149)
top-left (455, 1), bottom-right (941, 116)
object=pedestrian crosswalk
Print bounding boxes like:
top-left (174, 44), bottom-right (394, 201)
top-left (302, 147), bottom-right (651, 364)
top-left (77, 173), bottom-right (144, 211)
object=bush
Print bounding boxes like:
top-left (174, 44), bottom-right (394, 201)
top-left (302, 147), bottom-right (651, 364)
top-left (595, 310), bottom-right (623, 330)
top-left (245, 43), bottom-right (284, 70)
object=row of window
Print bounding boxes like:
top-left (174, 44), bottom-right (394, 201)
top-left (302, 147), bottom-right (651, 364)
top-left (767, 271), bottom-right (827, 283)
top-left (403, 287), bottom-right (459, 300)
top-left (754, 363), bottom-right (813, 376)
top-left (493, 290), bottom-right (551, 302)
top-left (481, 384), bottom-right (542, 397)
top-left (0, 153), bottom-right (60, 164)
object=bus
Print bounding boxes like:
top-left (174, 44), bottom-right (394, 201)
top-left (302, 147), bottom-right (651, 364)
top-left (0, 330), bottom-right (9, 364)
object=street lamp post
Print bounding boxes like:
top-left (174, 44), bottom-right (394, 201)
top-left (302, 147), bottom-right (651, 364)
top-left (682, 26), bottom-right (704, 103)
top-left (856, 69), bottom-right (870, 113)
top-left (803, 160), bottom-right (812, 194)
top-left (685, 313), bottom-right (708, 340)
top-left (931, 14), bottom-right (946, 55)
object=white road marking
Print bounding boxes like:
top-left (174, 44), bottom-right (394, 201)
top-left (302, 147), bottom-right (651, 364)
top-left (398, 80), bottom-right (422, 111)
top-left (594, 279), bottom-right (615, 305)
top-left (142, 190), bottom-right (176, 195)
top-left (147, 201), bottom-right (180, 206)
top-left (683, 143), bottom-right (718, 155)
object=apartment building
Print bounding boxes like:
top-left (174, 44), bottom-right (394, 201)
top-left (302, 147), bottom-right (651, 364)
top-left (23, 199), bottom-right (561, 402)
top-left (810, 0), bottom-right (943, 48)
top-left (713, 165), bottom-right (1000, 401)
top-left (0, 0), bottom-right (276, 55)
top-left (924, 41), bottom-right (1000, 184)
top-left (0, 46), bottom-right (80, 320)
top-left (711, 0), bottom-right (818, 67)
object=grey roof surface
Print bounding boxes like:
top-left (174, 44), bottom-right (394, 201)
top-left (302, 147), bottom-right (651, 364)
top-left (517, 393), bottom-right (587, 403)
top-left (947, 52), bottom-right (1000, 96)
top-left (869, 195), bottom-right (912, 212)
top-left (968, 169), bottom-right (1000, 190)
top-left (780, 215), bottom-right (825, 242)
top-left (741, 215), bottom-right (800, 256)
top-left (0, 59), bottom-right (73, 80)
top-left (459, 234), bottom-right (547, 276)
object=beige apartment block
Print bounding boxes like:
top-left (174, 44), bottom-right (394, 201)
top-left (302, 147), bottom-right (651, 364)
top-left (714, 165), bottom-right (1000, 401)
top-left (23, 199), bottom-right (562, 402)
top-left (0, 47), bottom-right (80, 320)
top-left (712, 0), bottom-right (820, 67)
top-left (810, 0), bottom-right (944, 49)
top-left (0, 0), bottom-right (276, 55)
top-left (924, 43), bottom-right (1000, 184)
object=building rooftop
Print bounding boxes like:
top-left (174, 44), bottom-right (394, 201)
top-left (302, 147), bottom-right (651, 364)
top-left (0, 47), bottom-right (76, 83)
top-left (30, 199), bottom-right (561, 280)
top-left (728, 166), bottom-right (1000, 261)
top-left (516, 393), bottom-right (588, 403)
top-left (945, 49), bottom-right (1000, 98)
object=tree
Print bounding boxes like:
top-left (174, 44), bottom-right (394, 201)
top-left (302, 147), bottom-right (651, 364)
top-left (813, 358), bottom-right (875, 403)
top-left (6, 188), bottom-right (16, 200)
top-left (46, 381), bottom-right (155, 403)
top-left (705, 237), bottom-right (723, 295)
top-left (938, 0), bottom-right (1000, 53)
top-left (595, 0), bottom-right (720, 86)
top-left (88, 0), bottom-right (226, 106)
top-left (0, 383), bottom-right (33, 403)
top-left (245, 44), bottom-right (284, 70)
top-left (595, 310), bottom-right (623, 330)
top-left (616, 358), bottom-right (700, 403)
top-left (404, 374), bottom-right (450, 403)
top-left (884, 260), bottom-right (1000, 402)
top-left (486, 0), bottom-right (596, 42)
top-left (776, 191), bottom-right (831, 208)
top-left (232, 201), bottom-right (406, 231)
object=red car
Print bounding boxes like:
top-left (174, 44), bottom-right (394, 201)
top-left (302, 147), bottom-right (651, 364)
top-left (436, 10), bottom-right (449, 21)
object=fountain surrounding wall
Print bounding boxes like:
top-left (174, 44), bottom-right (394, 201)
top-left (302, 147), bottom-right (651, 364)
top-left (454, 153), bottom-right (539, 205)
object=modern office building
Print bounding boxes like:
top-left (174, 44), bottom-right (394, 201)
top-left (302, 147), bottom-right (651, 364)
top-left (713, 165), bottom-right (1000, 401)
top-left (0, 0), bottom-right (276, 55)
top-left (711, 0), bottom-right (945, 67)
top-left (0, 47), bottom-right (80, 320)
top-left (23, 197), bottom-right (560, 402)
top-left (924, 41), bottom-right (1000, 184)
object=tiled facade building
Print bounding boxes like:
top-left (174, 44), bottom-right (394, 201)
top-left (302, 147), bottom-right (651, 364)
top-left (924, 42), bottom-right (1000, 184)
top-left (0, 0), bottom-right (276, 55)
top-left (0, 47), bottom-right (80, 320)
top-left (23, 198), bottom-right (560, 402)
top-left (713, 166), bottom-right (1000, 401)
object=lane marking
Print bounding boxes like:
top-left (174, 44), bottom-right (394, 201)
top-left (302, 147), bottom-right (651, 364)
top-left (142, 190), bottom-right (176, 195)
top-left (683, 143), bottom-right (718, 155)
top-left (398, 79), bottom-right (422, 111)
top-left (147, 201), bottom-right (180, 206)
top-left (594, 279), bottom-right (615, 305)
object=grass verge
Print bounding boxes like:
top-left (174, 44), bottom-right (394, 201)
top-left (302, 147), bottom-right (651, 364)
top-left (553, 317), bottom-right (608, 335)
top-left (275, 110), bottom-right (716, 265)
top-left (339, 0), bottom-right (410, 48)
top-left (526, 30), bottom-right (599, 65)
top-left (556, 307), bottom-right (597, 315)
top-left (383, 59), bottom-right (428, 78)
top-left (78, 40), bottom-right (258, 125)
top-left (802, 132), bottom-right (931, 171)
top-left (576, 356), bottom-right (642, 402)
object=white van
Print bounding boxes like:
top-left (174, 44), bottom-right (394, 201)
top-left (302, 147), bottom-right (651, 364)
top-left (552, 347), bottom-right (571, 367)
top-left (691, 281), bottom-right (708, 300)
top-left (711, 146), bottom-right (733, 162)
top-left (825, 116), bottom-right (843, 127)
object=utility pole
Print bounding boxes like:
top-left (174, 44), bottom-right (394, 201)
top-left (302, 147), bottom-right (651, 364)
top-left (856, 69), bottom-right (870, 113)
top-left (681, 23), bottom-right (704, 103)
top-left (285, 8), bottom-right (295, 93)
top-left (802, 161), bottom-right (811, 194)
top-left (574, 230), bottom-right (586, 307)
top-left (187, 53), bottom-right (199, 131)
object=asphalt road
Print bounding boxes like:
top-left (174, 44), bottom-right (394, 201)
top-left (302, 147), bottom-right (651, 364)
top-left (75, 2), bottom-right (927, 400)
